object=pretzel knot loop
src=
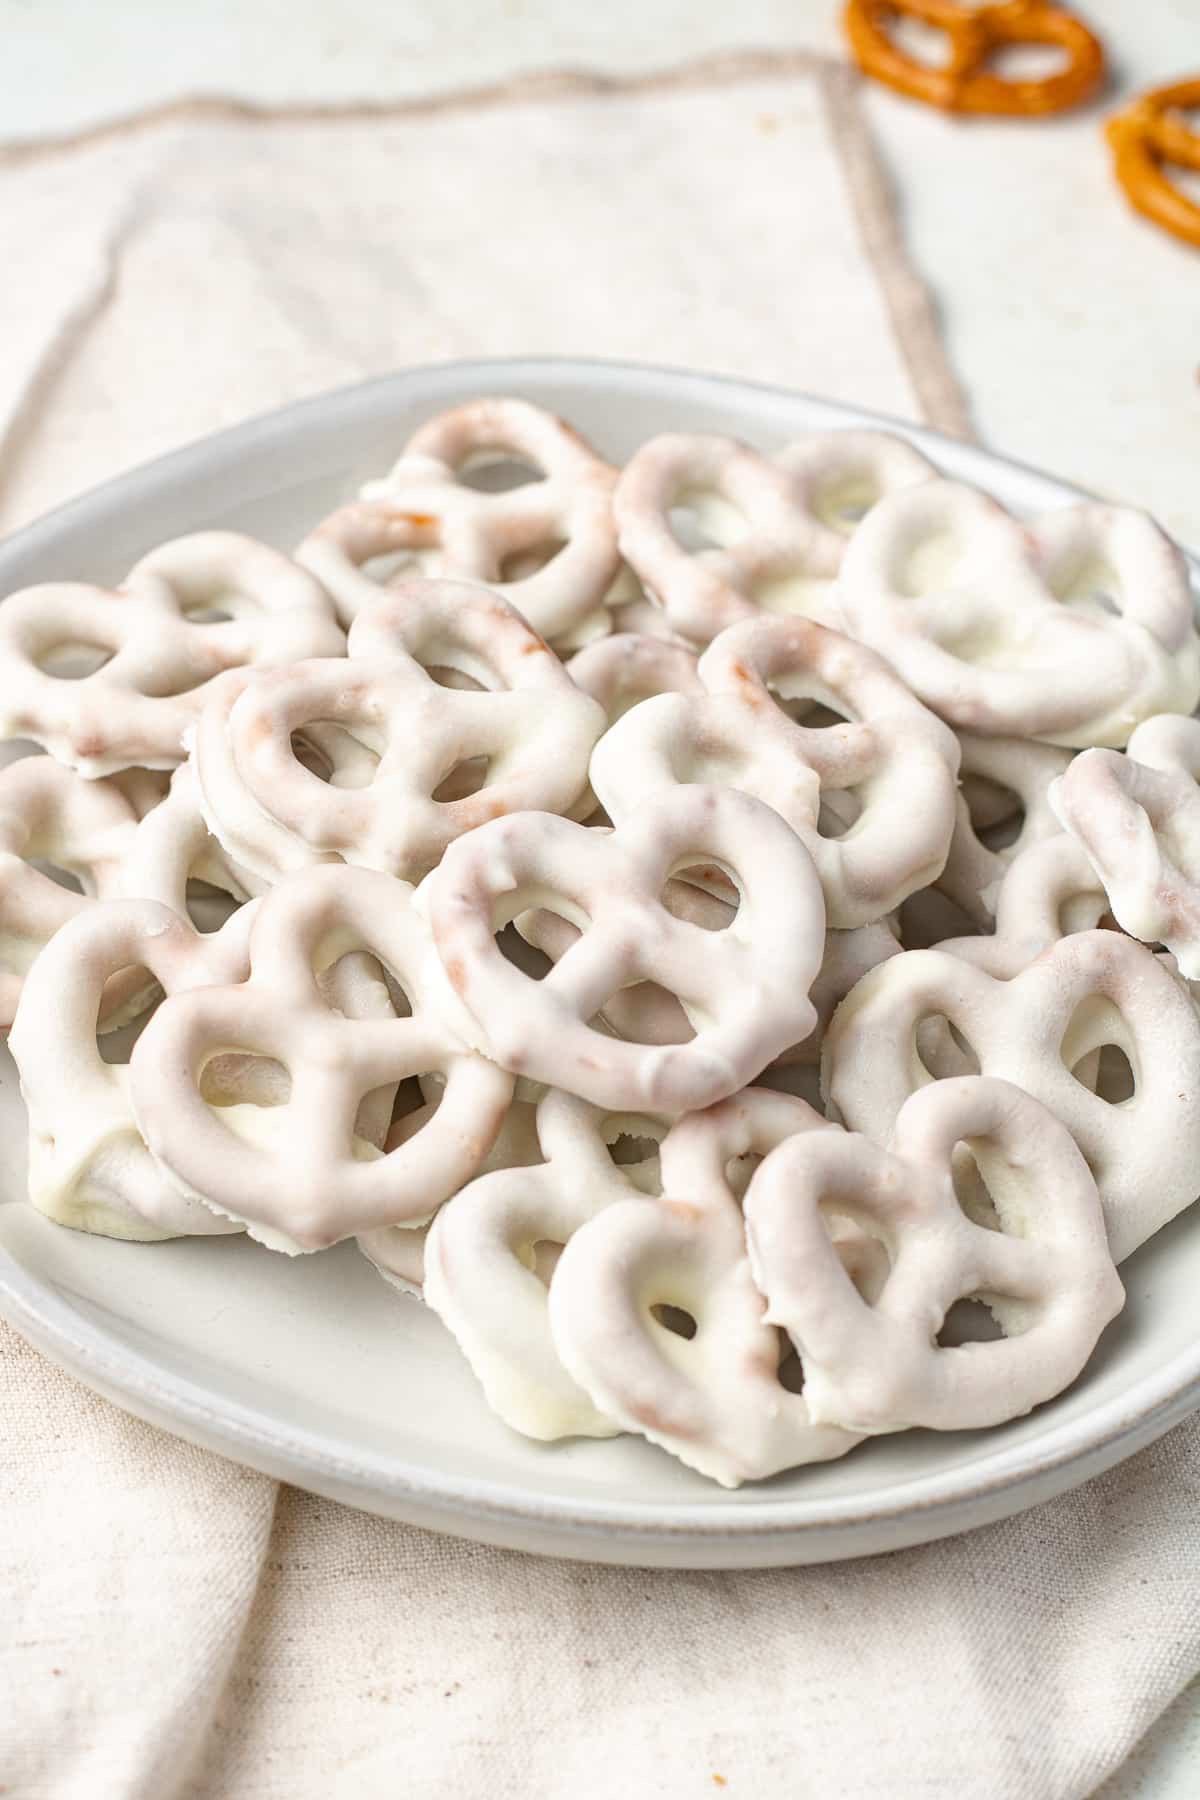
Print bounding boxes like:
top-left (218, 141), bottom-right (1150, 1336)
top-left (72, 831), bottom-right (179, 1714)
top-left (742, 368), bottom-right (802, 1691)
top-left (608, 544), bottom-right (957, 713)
top-left (128, 866), bottom-right (515, 1251)
top-left (843, 0), bottom-right (1105, 117)
top-left (589, 615), bottom-right (961, 927)
top-left (418, 785), bottom-right (827, 1114)
top-left (613, 429), bottom-right (935, 645)
top-left (192, 578), bottom-right (605, 885)
top-left (1050, 714), bottom-right (1200, 981)
top-left (743, 1078), bottom-right (1122, 1434)
top-left (822, 929), bottom-right (1200, 1262)
top-left (836, 481), bottom-right (1200, 745)
top-left (1106, 80), bottom-right (1200, 250)
top-left (298, 398), bottom-right (625, 646)
top-left (0, 534), bottom-right (344, 776)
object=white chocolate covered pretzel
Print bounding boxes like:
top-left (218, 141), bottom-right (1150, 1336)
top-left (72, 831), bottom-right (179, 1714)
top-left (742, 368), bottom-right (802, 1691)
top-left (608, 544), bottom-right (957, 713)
top-left (1049, 714), bottom-right (1200, 980)
top-left (297, 398), bottom-right (624, 645)
top-left (822, 929), bottom-right (1200, 1261)
top-left (128, 865), bottom-right (514, 1250)
top-left (548, 1087), bottom-right (866, 1484)
top-left (743, 1078), bottom-right (1123, 1434)
top-left (192, 580), bottom-right (604, 885)
top-left (836, 482), bottom-right (1200, 745)
top-left (518, 883), bottom-right (899, 1066)
top-left (9, 900), bottom-right (258, 1240)
top-left (0, 533), bottom-right (344, 775)
top-left (936, 733), bottom-right (1074, 925)
top-left (0, 755), bottom-right (152, 1028)
top-left (938, 833), bottom-right (1108, 978)
top-left (424, 1089), bottom-right (671, 1439)
top-left (418, 785), bottom-right (826, 1113)
top-left (358, 1093), bottom-right (542, 1297)
top-left (614, 429), bottom-right (934, 645)
top-left (589, 616), bottom-right (960, 928)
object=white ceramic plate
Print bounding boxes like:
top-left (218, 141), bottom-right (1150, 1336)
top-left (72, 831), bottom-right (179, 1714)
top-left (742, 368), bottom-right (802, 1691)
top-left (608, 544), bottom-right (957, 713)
top-left (2, 357), bottom-right (1198, 1570)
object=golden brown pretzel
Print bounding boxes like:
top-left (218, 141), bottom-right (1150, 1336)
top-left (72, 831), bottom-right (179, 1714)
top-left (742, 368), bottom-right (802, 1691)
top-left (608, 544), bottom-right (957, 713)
top-left (1106, 79), bottom-right (1200, 249)
top-left (843, 0), bottom-right (1105, 117)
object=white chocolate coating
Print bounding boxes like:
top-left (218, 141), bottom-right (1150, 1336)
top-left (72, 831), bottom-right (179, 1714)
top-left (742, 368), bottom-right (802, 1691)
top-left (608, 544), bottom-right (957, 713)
top-left (549, 1089), bottom-right (872, 1484)
top-left (936, 733), bottom-right (1074, 925)
top-left (568, 631), bottom-right (702, 725)
top-left (614, 430), bottom-right (934, 645)
top-left (589, 616), bottom-right (960, 928)
top-left (1049, 714), bottom-right (1200, 980)
top-left (192, 579), bottom-right (604, 886)
top-left (744, 1078), bottom-right (1123, 1434)
top-left (9, 900), bottom-right (258, 1240)
top-left (117, 759), bottom-right (263, 923)
top-left (836, 483), bottom-right (1200, 745)
top-left (424, 1089), bottom-right (670, 1439)
top-left (128, 865), bottom-right (514, 1250)
top-left (0, 756), bottom-right (149, 1028)
top-left (518, 882), bottom-right (899, 1067)
top-left (822, 930), bottom-right (1200, 1261)
top-left (0, 533), bottom-right (344, 775)
top-left (297, 398), bottom-right (623, 645)
top-left (418, 785), bottom-right (826, 1114)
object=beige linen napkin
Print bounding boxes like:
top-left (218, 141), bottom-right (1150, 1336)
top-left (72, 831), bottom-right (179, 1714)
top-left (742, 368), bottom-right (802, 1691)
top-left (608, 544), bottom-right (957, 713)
top-left (0, 54), bottom-right (1194, 1800)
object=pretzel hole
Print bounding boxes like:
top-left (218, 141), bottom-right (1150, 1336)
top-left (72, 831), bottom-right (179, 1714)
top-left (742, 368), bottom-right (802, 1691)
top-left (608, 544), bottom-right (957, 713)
top-left (668, 491), bottom-right (748, 554)
top-left (951, 1147), bottom-right (1002, 1231)
top-left (200, 1054), bottom-right (292, 1107)
top-left (95, 968), bottom-right (161, 1063)
top-left (983, 42), bottom-right (1071, 82)
top-left (425, 665), bottom-right (486, 692)
top-left (27, 858), bottom-right (86, 895)
top-left (604, 1123), bottom-right (666, 1193)
top-left (650, 1303), bottom-right (698, 1340)
top-left (498, 922), bottom-right (554, 980)
top-left (777, 1338), bottom-right (806, 1394)
top-left (811, 475), bottom-right (883, 535)
top-left (432, 756), bottom-right (491, 802)
top-left (182, 604), bottom-right (233, 625)
top-left (935, 1298), bottom-right (1004, 1348)
top-left (184, 879), bottom-right (242, 935)
top-left (818, 789), bottom-right (861, 841)
top-left (1051, 557), bottom-right (1124, 620)
top-left (290, 728), bottom-right (381, 791)
top-left (1060, 997), bottom-right (1137, 1103)
top-left (35, 641), bottom-right (114, 680)
top-left (725, 1151), bottom-right (763, 1202)
top-left (665, 867), bottom-right (740, 926)
top-left (455, 453), bottom-right (542, 493)
top-left (915, 1014), bottom-right (980, 1081)
top-left (885, 13), bottom-right (953, 68)
top-left (498, 538), bottom-right (568, 582)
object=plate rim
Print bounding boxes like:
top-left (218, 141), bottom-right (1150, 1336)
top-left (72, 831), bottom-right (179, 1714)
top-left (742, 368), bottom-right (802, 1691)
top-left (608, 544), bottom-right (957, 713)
top-left (2, 353), bottom-right (1198, 1565)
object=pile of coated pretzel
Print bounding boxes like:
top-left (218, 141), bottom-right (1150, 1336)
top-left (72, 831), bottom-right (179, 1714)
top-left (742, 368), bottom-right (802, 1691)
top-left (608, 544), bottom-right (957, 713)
top-left (5, 396), bottom-right (1200, 1488)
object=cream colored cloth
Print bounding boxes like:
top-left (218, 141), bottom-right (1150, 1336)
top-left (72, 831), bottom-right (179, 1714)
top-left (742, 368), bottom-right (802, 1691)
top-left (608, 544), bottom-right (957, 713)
top-left (0, 56), bottom-right (1195, 1800)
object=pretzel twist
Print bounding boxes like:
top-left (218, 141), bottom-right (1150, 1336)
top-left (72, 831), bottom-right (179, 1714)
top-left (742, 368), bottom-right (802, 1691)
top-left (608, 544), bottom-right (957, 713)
top-left (297, 398), bottom-right (625, 646)
top-left (192, 579), bottom-right (605, 885)
top-left (936, 733), bottom-right (1073, 925)
top-left (744, 1078), bottom-right (1122, 1434)
top-left (844, 0), bottom-right (1105, 117)
top-left (417, 785), bottom-right (826, 1113)
top-left (836, 482), bottom-right (1200, 745)
top-left (548, 1088), bottom-right (873, 1484)
top-left (614, 430), bottom-right (934, 645)
top-left (1049, 714), bottom-right (1200, 980)
top-left (127, 866), bottom-right (514, 1250)
top-left (424, 1089), bottom-right (672, 1439)
top-left (1106, 80), bottom-right (1200, 250)
top-left (589, 616), bottom-right (960, 928)
top-left (822, 929), bottom-right (1200, 1261)
top-left (9, 901), bottom-right (258, 1240)
top-left (0, 534), bottom-right (344, 775)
